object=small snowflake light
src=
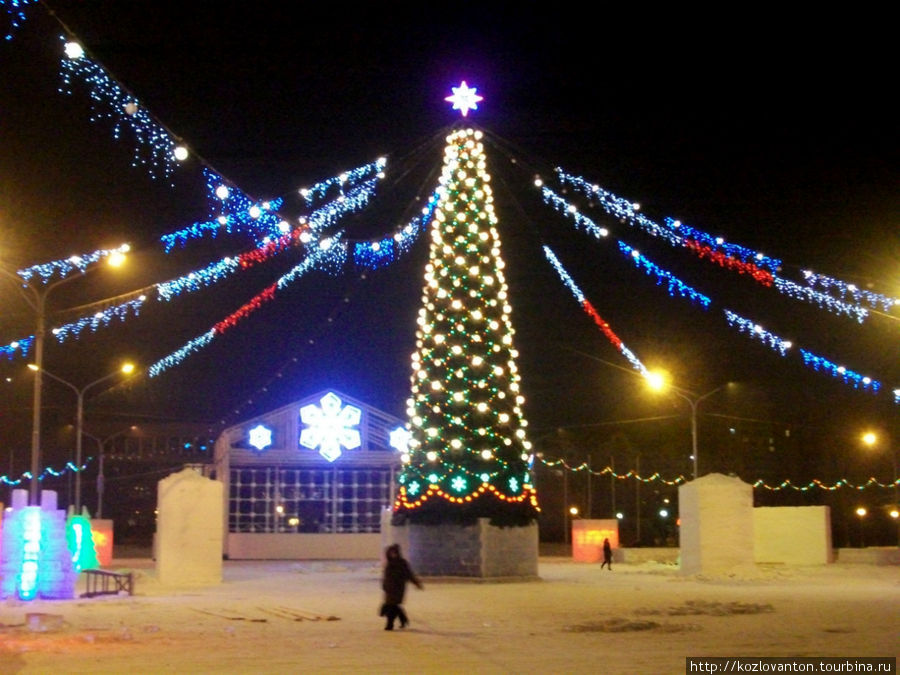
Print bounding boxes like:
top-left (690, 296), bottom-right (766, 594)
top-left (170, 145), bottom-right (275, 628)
top-left (248, 424), bottom-right (273, 451)
top-left (299, 392), bottom-right (362, 462)
top-left (389, 426), bottom-right (411, 453)
top-left (445, 81), bottom-right (483, 117)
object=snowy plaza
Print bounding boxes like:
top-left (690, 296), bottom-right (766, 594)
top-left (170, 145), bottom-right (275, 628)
top-left (1, 552), bottom-right (897, 674)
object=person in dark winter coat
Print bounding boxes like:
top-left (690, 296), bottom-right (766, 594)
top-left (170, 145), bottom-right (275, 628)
top-left (381, 543), bottom-right (423, 630)
top-left (601, 537), bottom-right (613, 570)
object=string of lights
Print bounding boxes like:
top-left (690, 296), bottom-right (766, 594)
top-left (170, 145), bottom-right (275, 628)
top-left (352, 187), bottom-right (443, 270)
top-left (15, 244), bottom-right (130, 284)
top-left (723, 309), bottom-right (793, 356)
top-left (0, 459), bottom-right (91, 486)
top-left (301, 157), bottom-right (387, 207)
top-left (801, 270), bottom-right (899, 313)
top-left (148, 234), bottom-right (346, 377)
top-left (617, 241), bottom-right (712, 308)
top-left (539, 456), bottom-right (898, 491)
top-left (541, 187), bottom-right (896, 403)
top-left (799, 349), bottom-right (882, 393)
top-left (2, 0), bottom-right (36, 41)
top-left (59, 37), bottom-right (185, 180)
top-left (543, 245), bottom-right (651, 376)
top-left (554, 169), bottom-right (873, 323)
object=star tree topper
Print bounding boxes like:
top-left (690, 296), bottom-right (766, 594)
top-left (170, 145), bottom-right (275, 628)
top-left (445, 81), bottom-right (483, 117)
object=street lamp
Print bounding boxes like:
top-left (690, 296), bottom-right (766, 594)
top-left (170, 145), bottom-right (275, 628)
top-left (860, 431), bottom-right (898, 547)
top-left (647, 372), bottom-right (730, 480)
top-left (1, 250), bottom-right (128, 504)
top-left (81, 426), bottom-right (137, 518)
top-left (27, 362), bottom-right (135, 513)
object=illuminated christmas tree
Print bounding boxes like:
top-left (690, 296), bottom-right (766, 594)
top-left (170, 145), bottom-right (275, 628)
top-left (393, 127), bottom-right (539, 526)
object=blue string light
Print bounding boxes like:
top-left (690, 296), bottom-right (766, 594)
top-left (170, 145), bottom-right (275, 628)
top-left (1, 337), bottom-right (33, 361)
top-left (617, 242), bottom-right (712, 308)
top-left (2, 0), bottom-right (36, 41)
top-left (663, 217), bottom-right (781, 272)
top-left (58, 37), bottom-right (184, 181)
top-left (723, 309), bottom-right (793, 356)
top-left (148, 330), bottom-right (216, 378)
top-left (799, 349), bottom-right (882, 394)
top-left (0, 459), bottom-right (91, 486)
top-left (353, 187), bottom-right (441, 270)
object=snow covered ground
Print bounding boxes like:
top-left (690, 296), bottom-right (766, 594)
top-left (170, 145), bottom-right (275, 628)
top-left (1, 556), bottom-right (897, 674)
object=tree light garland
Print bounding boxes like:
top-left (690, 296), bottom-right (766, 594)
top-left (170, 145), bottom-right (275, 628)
top-left (394, 128), bottom-right (538, 521)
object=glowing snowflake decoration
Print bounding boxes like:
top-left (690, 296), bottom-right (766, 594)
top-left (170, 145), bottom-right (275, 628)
top-left (389, 426), bottom-right (411, 452)
top-left (508, 476), bottom-right (519, 493)
top-left (248, 424), bottom-right (273, 451)
top-left (408, 481), bottom-right (421, 496)
top-left (451, 475), bottom-right (467, 492)
top-left (445, 81), bottom-right (483, 117)
top-left (299, 392), bottom-right (362, 462)
top-left (428, 473), bottom-right (440, 484)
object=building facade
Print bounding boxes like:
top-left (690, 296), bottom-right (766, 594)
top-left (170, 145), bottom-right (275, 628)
top-left (214, 390), bottom-right (404, 559)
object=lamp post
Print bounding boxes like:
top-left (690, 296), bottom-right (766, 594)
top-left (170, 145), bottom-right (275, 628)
top-left (27, 363), bottom-right (135, 513)
top-left (1, 249), bottom-right (128, 505)
top-left (646, 373), bottom-right (730, 480)
top-left (81, 426), bottom-right (137, 518)
top-left (861, 431), bottom-right (898, 547)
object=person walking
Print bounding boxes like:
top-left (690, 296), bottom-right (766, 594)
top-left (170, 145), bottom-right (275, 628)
top-left (601, 537), bottom-right (613, 570)
top-left (381, 543), bottom-right (423, 630)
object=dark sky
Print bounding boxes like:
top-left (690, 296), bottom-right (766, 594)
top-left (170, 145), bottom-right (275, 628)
top-left (1, 2), bottom-right (897, 479)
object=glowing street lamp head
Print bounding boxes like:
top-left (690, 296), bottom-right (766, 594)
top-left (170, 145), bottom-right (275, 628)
top-left (861, 432), bottom-right (877, 447)
top-left (645, 370), bottom-right (667, 392)
top-left (120, 362), bottom-right (135, 375)
top-left (445, 81), bottom-right (484, 117)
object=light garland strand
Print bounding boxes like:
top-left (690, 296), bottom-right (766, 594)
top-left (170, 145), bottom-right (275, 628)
top-left (59, 37), bottom-right (183, 180)
top-left (148, 234), bottom-right (346, 377)
top-left (15, 243), bottom-right (131, 284)
top-left (554, 169), bottom-right (872, 323)
top-left (801, 270), bottom-right (899, 313)
top-left (773, 276), bottom-right (868, 323)
top-left (0, 458), bottom-right (91, 486)
top-left (543, 245), bottom-right (650, 376)
top-left (301, 158), bottom-right (387, 207)
top-left (539, 456), bottom-right (898, 491)
top-left (542, 186), bottom-right (711, 308)
top-left (617, 241), bottom-right (712, 308)
top-left (723, 309), bottom-right (793, 356)
top-left (541, 187), bottom-right (895, 402)
top-left (1, 184), bottom-right (375, 360)
top-left (352, 187), bottom-right (442, 270)
top-left (799, 349), bottom-right (882, 393)
top-left (2, 0), bottom-right (36, 41)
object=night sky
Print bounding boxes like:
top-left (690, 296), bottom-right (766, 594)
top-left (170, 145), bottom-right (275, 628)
top-left (1, 2), bottom-right (897, 487)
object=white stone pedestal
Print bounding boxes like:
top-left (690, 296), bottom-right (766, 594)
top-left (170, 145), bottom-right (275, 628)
top-left (679, 473), bottom-right (754, 575)
top-left (403, 519), bottom-right (538, 578)
top-left (156, 468), bottom-right (223, 586)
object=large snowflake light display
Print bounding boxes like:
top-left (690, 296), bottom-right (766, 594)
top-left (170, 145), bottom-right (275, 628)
top-left (248, 424), bottom-right (273, 451)
top-left (299, 392), bottom-right (362, 462)
top-left (393, 128), bottom-right (539, 525)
